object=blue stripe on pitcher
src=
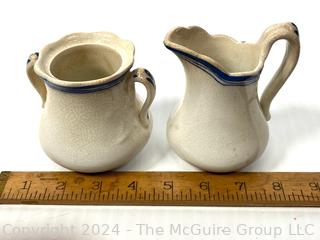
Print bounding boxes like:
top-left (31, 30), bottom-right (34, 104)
top-left (165, 45), bottom-right (260, 86)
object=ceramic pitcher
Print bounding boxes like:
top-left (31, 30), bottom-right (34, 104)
top-left (27, 32), bottom-right (155, 173)
top-left (164, 22), bottom-right (300, 172)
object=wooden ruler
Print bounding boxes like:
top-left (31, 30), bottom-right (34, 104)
top-left (0, 171), bottom-right (319, 206)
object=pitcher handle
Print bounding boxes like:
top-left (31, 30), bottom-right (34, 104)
top-left (26, 52), bottom-right (47, 107)
top-left (130, 68), bottom-right (156, 127)
top-left (258, 22), bottom-right (300, 121)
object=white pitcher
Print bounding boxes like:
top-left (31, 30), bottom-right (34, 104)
top-left (164, 22), bottom-right (300, 172)
top-left (27, 32), bottom-right (155, 173)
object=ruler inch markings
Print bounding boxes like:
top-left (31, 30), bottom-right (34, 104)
top-left (24, 181), bottom-right (32, 200)
top-left (6, 188), bottom-right (12, 200)
top-left (0, 171), bottom-right (10, 199)
top-left (0, 172), bottom-right (319, 206)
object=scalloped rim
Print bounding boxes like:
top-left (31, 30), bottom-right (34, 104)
top-left (164, 26), bottom-right (264, 77)
top-left (34, 32), bottom-right (135, 88)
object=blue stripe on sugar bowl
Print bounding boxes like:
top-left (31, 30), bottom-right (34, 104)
top-left (165, 45), bottom-right (260, 86)
top-left (41, 73), bottom-right (127, 94)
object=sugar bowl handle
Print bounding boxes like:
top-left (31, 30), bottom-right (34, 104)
top-left (258, 22), bottom-right (300, 121)
top-left (26, 53), bottom-right (47, 107)
top-left (130, 68), bottom-right (156, 127)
